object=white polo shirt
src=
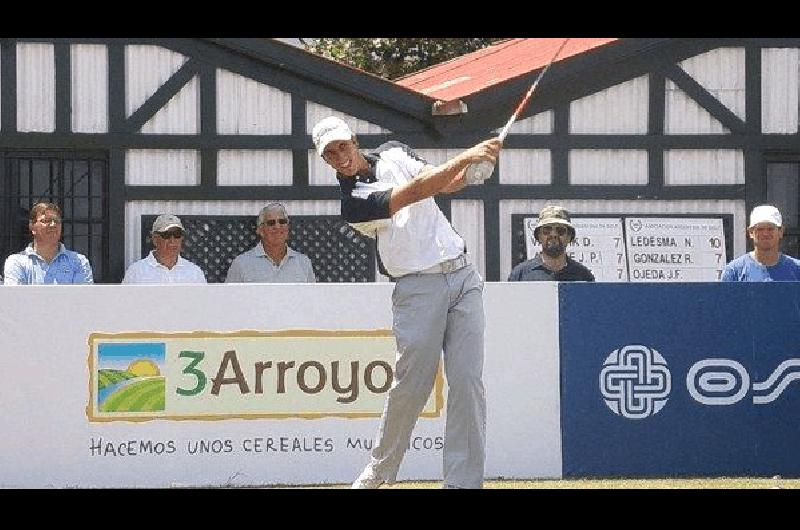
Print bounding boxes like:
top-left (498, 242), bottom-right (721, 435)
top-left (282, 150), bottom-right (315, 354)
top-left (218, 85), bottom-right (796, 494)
top-left (336, 141), bottom-right (465, 278)
top-left (224, 244), bottom-right (316, 283)
top-left (122, 251), bottom-right (207, 284)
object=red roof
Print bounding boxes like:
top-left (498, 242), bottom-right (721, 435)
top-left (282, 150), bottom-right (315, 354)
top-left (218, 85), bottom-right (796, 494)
top-left (396, 38), bottom-right (618, 102)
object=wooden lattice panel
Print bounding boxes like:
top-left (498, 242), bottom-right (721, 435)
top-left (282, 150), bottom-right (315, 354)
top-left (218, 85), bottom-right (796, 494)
top-left (141, 215), bottom-right (375, 283)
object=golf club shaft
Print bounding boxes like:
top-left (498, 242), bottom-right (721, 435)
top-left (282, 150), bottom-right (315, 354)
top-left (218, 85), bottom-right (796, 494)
top-left (497, 38), bottom-right (570, 142)
top-left (465, 38), bottom-right (570, 184)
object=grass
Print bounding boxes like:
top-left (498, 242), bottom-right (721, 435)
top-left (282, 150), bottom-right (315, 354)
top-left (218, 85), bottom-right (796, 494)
top-left (288, 476), bottom-right (799, 489)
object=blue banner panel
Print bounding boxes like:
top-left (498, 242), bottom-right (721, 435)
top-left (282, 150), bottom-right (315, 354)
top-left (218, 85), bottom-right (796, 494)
top-left (560, 282), bottom-right (800, 477)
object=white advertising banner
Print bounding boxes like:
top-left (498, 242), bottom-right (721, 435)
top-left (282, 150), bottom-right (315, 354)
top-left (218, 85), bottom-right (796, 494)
top-left (0, 283), bottom-right (561, 487)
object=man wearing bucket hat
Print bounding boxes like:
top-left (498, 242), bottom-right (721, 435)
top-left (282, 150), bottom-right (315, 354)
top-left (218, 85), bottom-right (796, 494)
top-left (508, 205), bottom-right (595, 282)
top-left (312, 115), bottom-right (501, 489)
top-left (721, 204), bottom-right (800, 281)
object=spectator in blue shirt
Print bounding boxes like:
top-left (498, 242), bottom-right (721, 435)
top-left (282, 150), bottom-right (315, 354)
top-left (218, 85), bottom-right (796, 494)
top-left (721, 204), bottom-right (800, 282)
top-left (3, 202), bottom-right (94, 285)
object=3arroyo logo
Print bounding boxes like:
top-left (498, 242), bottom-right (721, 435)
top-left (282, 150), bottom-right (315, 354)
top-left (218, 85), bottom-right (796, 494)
top-left (599, 345), bottom-right (671, 419)
top-left (88, 330), bottom-right (443, 422)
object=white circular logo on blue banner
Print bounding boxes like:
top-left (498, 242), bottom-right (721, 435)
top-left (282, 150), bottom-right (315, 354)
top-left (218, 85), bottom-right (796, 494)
top-left (600, 345), bottom-right (671, 419)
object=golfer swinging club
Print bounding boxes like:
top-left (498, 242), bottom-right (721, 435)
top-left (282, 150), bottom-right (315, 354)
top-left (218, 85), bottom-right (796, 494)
top-left (312, 116), bottom-right (501, 489)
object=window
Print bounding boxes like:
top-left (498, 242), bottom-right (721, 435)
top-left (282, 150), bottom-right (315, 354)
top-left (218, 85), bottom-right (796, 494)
top-left (766, 161), bottom-right (799, 258)
top-left (0, 151), bottom-right (110, 280)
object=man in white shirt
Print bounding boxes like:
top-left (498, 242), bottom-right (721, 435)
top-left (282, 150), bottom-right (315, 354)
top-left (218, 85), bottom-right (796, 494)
top-left (312, 115), bottom-right (501, 489)
top-left (123, 214), bottom-right (206, 284)
top-left (225, 203), bottom-right (316, 283)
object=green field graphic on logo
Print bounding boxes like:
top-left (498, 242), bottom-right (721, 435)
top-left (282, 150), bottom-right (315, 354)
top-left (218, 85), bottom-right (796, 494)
top-left (96, 342), bottom-right (166, 413)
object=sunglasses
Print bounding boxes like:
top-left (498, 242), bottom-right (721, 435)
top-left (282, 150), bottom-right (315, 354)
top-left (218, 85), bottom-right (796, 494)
top-left (156, 230), bottom-right (183, 239)
top-left (262, 218), bottom-right (288, 227)
top-left (540, 225), bottom-right (568, 236)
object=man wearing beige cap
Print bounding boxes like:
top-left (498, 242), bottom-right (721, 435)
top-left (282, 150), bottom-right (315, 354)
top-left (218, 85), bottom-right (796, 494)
top-left (312, 115), bottom-right (501, 489)
top-left (508, 205), bottom-right (595, 282)
top-left (721, 205), bottom-right (800, 281)
top-left (122, 214), bottom-right (206, 284)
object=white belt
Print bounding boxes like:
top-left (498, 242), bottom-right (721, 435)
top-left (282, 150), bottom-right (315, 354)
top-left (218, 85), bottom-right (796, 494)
top-left (418, 254), bottom-right (468, 275)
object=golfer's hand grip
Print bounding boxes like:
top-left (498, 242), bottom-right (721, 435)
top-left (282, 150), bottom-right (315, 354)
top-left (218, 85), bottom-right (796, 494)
top-left (465, 161), bottom-right (495, 185)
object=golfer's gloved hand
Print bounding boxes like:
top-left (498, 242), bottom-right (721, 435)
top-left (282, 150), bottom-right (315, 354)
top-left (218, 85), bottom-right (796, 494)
top-left (465, 161), bottom-right (495, 185)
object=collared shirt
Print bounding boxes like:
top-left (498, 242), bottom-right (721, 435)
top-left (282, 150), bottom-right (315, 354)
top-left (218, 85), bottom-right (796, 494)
top-left (122, 251), bottom-right (207, 284)
top-left (225, 244), bottom-right (316, 283)
top-left (721, 252), bottom-right (800, 282)
top-left (3, 243), bottom-right (94, 285)
top-left (508, 255), bottom-right (595, 282)
top-left (336, 141), bottom-right (465, 278)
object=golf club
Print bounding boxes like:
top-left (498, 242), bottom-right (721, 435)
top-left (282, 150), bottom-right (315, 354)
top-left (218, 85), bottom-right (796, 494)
top-left (465, 38), bottom-right (571, 184)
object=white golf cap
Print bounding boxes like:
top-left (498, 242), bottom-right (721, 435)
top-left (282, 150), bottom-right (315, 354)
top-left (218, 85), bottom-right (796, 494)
top-left (312, 116), bottom-right (354, 156)
top-left (749, 205), bottom-right (782, 228)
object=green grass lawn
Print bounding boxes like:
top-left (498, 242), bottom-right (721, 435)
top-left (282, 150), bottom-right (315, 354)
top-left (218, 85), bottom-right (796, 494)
top-left (287, 477), bottom-right (799, 489)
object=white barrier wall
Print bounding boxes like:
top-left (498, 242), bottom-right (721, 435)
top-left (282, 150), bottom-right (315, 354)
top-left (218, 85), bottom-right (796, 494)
top-left (0, 283), bottom-right (560, 487)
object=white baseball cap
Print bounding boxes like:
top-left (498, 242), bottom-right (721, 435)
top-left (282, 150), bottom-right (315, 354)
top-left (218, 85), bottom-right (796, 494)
top-left (312, 116), bottom-right (354, 156)
top-left (749, 205), bottom-right (782, 228)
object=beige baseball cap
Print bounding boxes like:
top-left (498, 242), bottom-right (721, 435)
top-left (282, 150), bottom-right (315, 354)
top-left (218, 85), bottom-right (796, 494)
top-left (151, 214), bottom-right (184, 234)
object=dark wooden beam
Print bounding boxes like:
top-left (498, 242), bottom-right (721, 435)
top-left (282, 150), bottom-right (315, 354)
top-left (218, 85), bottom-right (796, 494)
top-left (663, 63), bottom-right (746, 134)
top-left (124, 59), bottom-right (200, 133)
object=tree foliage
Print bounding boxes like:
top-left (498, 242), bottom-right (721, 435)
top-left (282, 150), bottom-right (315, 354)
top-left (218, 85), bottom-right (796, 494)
top-left (304, 38), bottom-right (502, 80)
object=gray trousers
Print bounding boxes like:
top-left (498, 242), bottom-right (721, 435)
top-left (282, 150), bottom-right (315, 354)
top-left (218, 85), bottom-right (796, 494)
top-left (363, 263), bottom-right (486, 488)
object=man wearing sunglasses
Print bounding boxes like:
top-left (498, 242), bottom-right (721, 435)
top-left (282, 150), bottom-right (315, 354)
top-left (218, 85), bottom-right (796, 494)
top-left (4, 201), bottom-right (94, 284)
top-left (122, 214), bottom-right (206, 284)
top-left (508, 205), bottom-right (595, 282)
top-left (225, 203), bottom-right (316, 283)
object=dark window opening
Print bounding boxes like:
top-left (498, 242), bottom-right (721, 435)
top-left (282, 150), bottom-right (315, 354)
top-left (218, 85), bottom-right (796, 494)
top-left (766, 161), bottom-right (799, 258)
top-left (0, 151), bottom-right (110, 281)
